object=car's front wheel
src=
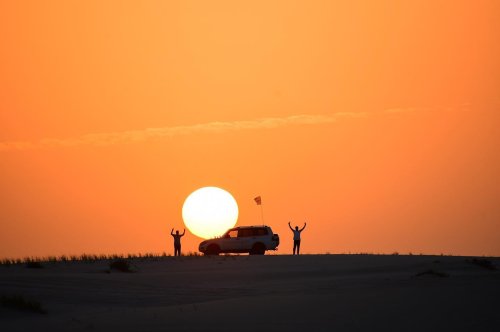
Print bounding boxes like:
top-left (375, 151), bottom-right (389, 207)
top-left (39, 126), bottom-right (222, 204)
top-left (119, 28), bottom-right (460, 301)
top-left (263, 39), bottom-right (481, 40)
top-left (250, 242), bottom-right (266, 255)
top-left (205, 244), bottom-right (220, 256)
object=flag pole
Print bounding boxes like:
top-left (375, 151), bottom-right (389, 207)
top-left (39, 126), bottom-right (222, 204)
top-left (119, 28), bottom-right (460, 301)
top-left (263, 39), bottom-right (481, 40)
top-left (254, 196), bottom-right (264, 225)
top-left (260, 202), bottom-right (264, 225)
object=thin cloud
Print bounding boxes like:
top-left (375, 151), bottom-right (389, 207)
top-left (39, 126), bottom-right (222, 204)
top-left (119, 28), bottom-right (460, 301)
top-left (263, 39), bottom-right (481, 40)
top-left (384, 106), bottom-right (473, 114)
top-left (0, 113), bottom-right (366, 152)
top-left (384, 107), bottom-right (428, 114)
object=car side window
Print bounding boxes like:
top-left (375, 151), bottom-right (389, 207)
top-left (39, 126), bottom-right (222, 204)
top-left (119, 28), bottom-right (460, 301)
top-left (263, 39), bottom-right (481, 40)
top-left (256, 228), bottom-right (269, 236)
top-left (238, 229), bottom-right (252, 237)
top-left (227, 230), bottom-right (238, 238)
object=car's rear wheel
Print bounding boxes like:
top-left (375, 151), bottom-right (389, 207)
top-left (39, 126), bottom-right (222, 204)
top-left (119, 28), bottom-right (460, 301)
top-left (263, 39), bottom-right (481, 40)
top-left (205, 244), bottom-right (220, 256)
top-left (250, 242), bottom-right (266, 255)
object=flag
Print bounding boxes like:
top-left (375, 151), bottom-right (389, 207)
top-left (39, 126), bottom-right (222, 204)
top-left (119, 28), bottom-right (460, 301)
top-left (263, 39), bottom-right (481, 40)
top-left (254, 196), bottom-right (262, 205)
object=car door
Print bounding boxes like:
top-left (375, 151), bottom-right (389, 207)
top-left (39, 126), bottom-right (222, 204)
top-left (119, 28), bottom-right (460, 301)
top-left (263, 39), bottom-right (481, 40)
top-left (237, 228), bottom-right (255, 251)
top-left (219, 229), bottom-right (239, 251)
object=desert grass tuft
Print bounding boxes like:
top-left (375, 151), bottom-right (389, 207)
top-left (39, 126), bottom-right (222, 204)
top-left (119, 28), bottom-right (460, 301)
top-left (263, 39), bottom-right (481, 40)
top-left (415, 269), bottom-right (449, 278)
top-left (468, 258), bottom-right (497, 271)
top-left (184, 251), bottom-right (202, 257)
top-left (0, 259), bottom-right (14, 266)
top-left (0, 252), bottom-right (174, 266)
top-left (109, 259), bottom-right (135, 273)
top-left (0, 295), bottom-right (47, 314)
top-left (25, 261), bottom-right (44, 269)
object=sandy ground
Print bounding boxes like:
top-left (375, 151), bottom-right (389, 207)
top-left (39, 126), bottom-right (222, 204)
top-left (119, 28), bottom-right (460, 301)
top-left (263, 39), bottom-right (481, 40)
top-left (1, 254), bottom-right (499, 331)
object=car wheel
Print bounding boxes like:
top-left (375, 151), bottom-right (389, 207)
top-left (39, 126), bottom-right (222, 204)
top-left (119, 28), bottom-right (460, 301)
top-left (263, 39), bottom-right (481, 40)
top-left (250, 243), bottom-right (265, 255)
top-left (205, 244), bottom-right (220, 256)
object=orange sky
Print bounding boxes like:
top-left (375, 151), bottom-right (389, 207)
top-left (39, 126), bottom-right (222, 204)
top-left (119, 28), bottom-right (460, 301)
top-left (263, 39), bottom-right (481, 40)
top-left (1, 1), bottom-right (499, 258)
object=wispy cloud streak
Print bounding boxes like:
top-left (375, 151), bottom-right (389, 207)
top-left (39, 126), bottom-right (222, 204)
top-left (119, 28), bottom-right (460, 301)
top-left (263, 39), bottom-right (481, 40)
top-left (0, 113), bottom-right (365, 152)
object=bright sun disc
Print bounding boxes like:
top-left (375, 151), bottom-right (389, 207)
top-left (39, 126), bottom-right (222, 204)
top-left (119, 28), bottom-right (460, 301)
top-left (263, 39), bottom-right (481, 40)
top-left (182, 187), bottom-right (238, 239)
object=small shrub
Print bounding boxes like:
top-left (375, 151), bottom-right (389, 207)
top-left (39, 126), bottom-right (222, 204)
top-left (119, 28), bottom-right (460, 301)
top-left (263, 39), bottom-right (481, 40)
top-left (415, 269), bottom-right (449, 278)
top-left (469, 258), bottom-right (497, 271)
top-left (47, 256), bottom-right (58, 263)
top-left (0, 295), bottom-right (47, 314)
top-left (109, 259), bottom-right (134, 273)
top-left (0, 259), bottom-right (13, 267)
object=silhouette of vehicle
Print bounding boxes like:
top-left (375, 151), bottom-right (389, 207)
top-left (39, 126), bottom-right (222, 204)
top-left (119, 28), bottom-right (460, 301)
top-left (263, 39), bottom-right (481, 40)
top-left (199, 226), bottom-right (280, 255)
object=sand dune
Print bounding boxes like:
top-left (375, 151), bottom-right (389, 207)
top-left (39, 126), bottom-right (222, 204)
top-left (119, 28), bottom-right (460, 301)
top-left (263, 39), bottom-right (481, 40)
top-left (1, 255), bottom-right (499, 331)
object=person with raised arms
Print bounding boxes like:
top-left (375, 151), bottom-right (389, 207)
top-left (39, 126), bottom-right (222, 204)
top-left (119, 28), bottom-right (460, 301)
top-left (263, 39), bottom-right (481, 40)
top-left (288, 221), bottom-right (306, 255)
top-left (171, 228), bottom-right (186, 256)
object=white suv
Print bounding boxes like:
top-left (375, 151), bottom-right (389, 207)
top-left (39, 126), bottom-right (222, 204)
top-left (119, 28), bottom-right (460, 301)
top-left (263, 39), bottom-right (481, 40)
top-left (199, 225), bottom-right (280, 255)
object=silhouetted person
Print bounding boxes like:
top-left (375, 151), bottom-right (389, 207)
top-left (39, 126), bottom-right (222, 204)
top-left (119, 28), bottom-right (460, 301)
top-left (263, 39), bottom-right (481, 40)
top-left (288, 221), bottom-right (306, 255)
top-left (171, 228), bottom-right (185, 256)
